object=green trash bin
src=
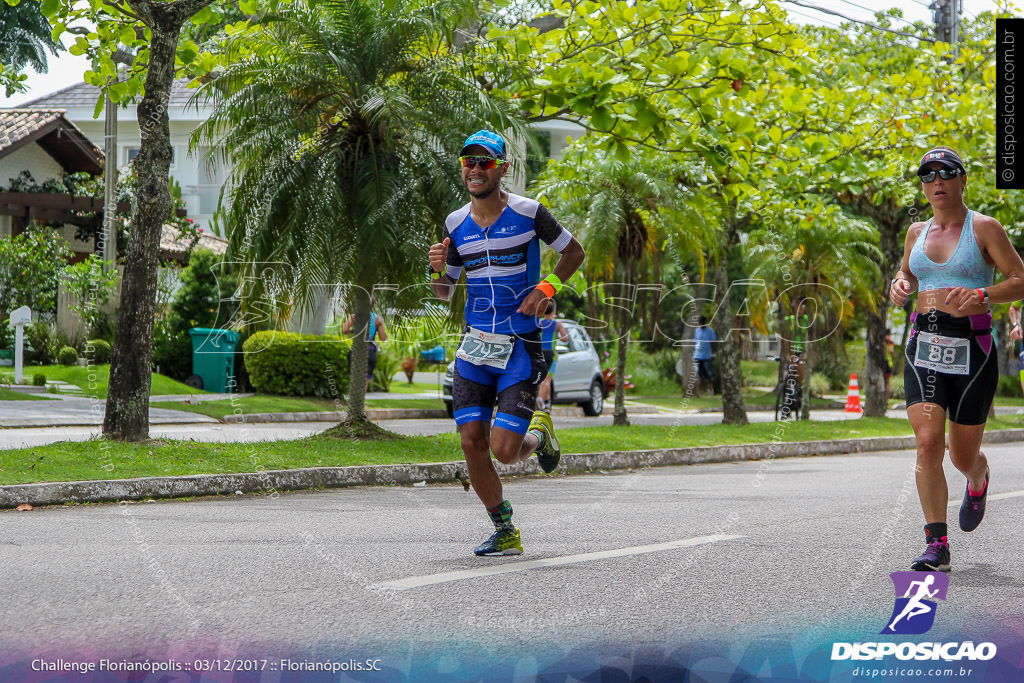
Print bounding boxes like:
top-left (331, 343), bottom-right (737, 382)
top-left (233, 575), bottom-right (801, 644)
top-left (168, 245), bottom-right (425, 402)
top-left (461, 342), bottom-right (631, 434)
top-left (188, 328), bottom-right (240, 393)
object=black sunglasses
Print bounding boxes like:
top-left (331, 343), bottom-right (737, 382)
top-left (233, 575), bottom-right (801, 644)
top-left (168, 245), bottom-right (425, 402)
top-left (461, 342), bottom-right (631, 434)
top-left (918, 168), bottom-right (963, 183)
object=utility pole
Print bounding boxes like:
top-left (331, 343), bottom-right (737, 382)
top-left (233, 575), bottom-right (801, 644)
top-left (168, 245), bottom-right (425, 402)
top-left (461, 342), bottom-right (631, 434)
top-left (933, 0), bottom-right (962, 60)
top-left (102, 84), bottom-right (117, 272)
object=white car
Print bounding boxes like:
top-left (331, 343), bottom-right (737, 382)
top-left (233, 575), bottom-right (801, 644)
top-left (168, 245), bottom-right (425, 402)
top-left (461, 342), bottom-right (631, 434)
top-left (443, 319), bottom-right (606, 418)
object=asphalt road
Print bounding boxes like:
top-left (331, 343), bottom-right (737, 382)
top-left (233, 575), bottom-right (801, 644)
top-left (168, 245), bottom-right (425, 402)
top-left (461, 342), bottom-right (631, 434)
top-left (2, 444), bottom-right (1022, 678)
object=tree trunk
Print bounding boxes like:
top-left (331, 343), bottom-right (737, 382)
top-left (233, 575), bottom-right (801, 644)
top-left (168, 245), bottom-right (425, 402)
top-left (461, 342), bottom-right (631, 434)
top-left (714, 210), bottom-right (747, 425)
top-left (864, 309), bottom-right (889, 417)
top-left (344, 290), bottom-right (371, 422)
top-left (995, 312), bottom-right (1009, 377)
top-left (679, 281), bottom-right (705, 395)
top-left (801, 324), bottom-right (813, 421)
top-left (613, 282), bottom-right (630, 426)
top-left (103, 8), bottom-right (186, 441)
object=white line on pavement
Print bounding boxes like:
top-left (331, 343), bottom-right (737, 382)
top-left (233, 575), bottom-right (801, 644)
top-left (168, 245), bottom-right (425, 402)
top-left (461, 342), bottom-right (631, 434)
top-left (947, 488), bottom-right (1024, 508)
top-left (373, 533), bottom-right (745, 591)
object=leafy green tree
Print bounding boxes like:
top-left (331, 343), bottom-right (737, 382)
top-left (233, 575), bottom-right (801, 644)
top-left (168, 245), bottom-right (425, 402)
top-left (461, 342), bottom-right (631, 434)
top-left (34, 0), bottom-right (246, 440)
top-left (804, 12), bottom-right (1016, 415)
top-left (534, 140), bottom-right (713, 425)
top-left (0, 225), bottom-right (73, 317)
top-left (62, 255), bottom-right (118, 339)
top-left (194, 0), bottom-right (527, 429)
top-left (0, 0), bottom-right (61, 94)
top-left (748, 209), bottom-right (882, 418)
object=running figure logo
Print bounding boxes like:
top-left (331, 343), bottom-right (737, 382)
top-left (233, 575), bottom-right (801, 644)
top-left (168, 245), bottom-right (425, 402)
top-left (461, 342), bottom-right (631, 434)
top-left (881, 571), bottom-right (949, 635)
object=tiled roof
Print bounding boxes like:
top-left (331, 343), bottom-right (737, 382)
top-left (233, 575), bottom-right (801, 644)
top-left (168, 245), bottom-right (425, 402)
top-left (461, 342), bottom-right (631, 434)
top-left (161, 224), bottom-right (228, 259)
top-left (0, 109), bottom-right (104, 173)
top-left (22, 78), bottom-right (203, 109)
top-left (0, 109), bottom-right (68, 152)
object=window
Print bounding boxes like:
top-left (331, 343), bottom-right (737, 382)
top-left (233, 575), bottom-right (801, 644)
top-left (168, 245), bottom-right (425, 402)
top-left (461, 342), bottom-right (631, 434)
top-left (124, 146), bottom-right (176, 170)
top-left (568, 326), bottom-right (589, 353)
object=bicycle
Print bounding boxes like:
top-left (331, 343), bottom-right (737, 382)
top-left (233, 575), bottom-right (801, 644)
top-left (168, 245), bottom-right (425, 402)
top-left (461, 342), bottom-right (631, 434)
top-left (774, 351), bottom-right (804, 421)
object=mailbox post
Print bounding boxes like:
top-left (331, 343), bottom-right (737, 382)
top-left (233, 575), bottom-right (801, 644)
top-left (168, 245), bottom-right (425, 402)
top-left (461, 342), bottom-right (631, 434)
top-left (10, 306), bottom-right (31, 384)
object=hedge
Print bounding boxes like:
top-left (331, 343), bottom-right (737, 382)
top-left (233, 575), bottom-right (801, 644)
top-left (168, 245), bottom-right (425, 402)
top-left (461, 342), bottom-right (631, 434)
top-left (85, 339), bottom-right (112, 364)
top-left (58, 346), bottom-right (79, 366)
top-left (243, 331), bottom-right (351, 398)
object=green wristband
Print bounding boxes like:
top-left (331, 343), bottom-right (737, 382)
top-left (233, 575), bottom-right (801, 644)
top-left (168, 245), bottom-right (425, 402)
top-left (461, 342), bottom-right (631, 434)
top-left (544, 273), bottom-right (563, 293)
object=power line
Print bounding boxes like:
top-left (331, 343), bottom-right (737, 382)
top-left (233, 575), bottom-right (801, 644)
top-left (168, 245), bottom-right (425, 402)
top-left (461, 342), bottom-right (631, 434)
top-left (787, 7), bottom-right (845, 29)
top-left (833, 0), bottom-right (922, 29)
top-left (780, 0), bottom-right (936, 43)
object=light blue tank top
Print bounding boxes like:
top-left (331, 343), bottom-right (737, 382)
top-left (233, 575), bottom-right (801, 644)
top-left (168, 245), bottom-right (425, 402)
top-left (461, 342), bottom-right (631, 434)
top-left (908, 211), bottom-right (993, 292)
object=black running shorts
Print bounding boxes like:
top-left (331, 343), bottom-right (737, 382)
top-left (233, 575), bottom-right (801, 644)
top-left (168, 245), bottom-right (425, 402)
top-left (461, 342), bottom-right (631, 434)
top-left (903, 311), bottom-right (996, 425)
top-left (452, 329), bottom-right (546, 434)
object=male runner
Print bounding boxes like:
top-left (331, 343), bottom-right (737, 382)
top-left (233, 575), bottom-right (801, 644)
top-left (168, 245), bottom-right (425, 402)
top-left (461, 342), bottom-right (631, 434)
top-left (428, 130), bottom-right (585, 556)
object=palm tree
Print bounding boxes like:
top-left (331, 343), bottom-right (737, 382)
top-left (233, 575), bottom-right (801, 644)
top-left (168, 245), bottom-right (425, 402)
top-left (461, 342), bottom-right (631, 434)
top-left (193, 0), bottom-right (527, 431)
top-left (0, 1), bottom-right (61, 73)
top-left (535, 141), bottom-right (714, 425)
top-left (747, 208), bottom-right (881, 418)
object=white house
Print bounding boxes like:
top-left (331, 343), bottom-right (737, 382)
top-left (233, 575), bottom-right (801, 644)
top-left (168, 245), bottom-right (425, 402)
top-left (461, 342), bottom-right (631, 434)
top-left (0, 108), bottom-right (104, 255)
top-left (22, 79), bottom-right (584, 233)
top-left (23, 80), bottom-right (225, 232)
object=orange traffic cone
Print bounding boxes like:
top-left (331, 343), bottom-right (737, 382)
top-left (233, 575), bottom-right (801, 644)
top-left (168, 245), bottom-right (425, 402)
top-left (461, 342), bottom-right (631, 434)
top-left (845, 373), bottom-right (862, 413)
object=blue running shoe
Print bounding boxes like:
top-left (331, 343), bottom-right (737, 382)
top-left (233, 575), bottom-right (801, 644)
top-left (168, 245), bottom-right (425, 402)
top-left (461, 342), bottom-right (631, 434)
top-left (911, 540), bottom-right (951, 572)
top-left (959, 467), bottom-right (989, 532)
top-left (474, 527), bottom-right (523, 556)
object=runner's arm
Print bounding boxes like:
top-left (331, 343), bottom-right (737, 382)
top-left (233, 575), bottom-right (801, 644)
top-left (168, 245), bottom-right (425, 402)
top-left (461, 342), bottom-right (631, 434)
top-left (517, 205), bottom-right (585, 316)
top-left (891, 223), bottom-right (922, 306)
top-left (430, 229), bottom-right (463, 301)
top-left (947, 215), bottom-right (1024, 307)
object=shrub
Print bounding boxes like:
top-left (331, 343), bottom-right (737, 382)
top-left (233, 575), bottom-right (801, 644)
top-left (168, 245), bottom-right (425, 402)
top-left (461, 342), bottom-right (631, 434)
top-left (370, 349), bottom-right (401, 392)
top-left (890, 375), bottom-right (905, 400)
top-left (243, 331), bottom-right (351, 397)
top-left (85, 339), bottom-right (112, 364)
top-left (809, 372), bottom-right (830, 398)
top-left (32, 372), bottom-right (46, 386)
top-left (25, 321), bottom-right (60, 365)
top-left (997, 374), bottom-right (1020, 398)
top-left (58, 346), bottom-right (78, 366)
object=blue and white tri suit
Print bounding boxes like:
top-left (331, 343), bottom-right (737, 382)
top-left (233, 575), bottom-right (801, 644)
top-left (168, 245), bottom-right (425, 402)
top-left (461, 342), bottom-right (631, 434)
top-left (443, 193), bottom-right (574, 434)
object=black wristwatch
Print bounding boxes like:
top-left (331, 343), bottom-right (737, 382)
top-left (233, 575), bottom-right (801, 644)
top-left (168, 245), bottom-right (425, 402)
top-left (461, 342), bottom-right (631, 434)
top-left (980, 288), bottom-right (989, 304)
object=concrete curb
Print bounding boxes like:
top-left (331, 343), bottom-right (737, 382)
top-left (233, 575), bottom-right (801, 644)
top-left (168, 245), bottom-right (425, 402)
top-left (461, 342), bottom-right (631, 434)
top-left (5, 428), bottom-right (1024, 509)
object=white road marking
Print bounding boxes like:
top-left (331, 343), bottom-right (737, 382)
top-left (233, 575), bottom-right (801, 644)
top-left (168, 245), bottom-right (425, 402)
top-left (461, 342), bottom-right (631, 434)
top-left (947, 488), bottom-right (1024, 508)
top-left (373, 533), bottom-right (745, 591)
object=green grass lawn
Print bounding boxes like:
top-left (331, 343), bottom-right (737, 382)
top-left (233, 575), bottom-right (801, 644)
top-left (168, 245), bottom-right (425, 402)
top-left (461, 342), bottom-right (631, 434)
top-left (365, 398), bottom-right (444, 410)
top-left (152, 395), bottom-right (341, 420)
top-left (23, 365), bottom-right (206, 399)
top-left (6, 415), bottom-right (1024, 486)
top-left (152, 395), bottom-right (444, 419)
top-left (0, 386), bottom-right (53, 401)
top-left (385, 380), bottom-right (443, 394)
top-left (630, 390), bottom-right (843, 412)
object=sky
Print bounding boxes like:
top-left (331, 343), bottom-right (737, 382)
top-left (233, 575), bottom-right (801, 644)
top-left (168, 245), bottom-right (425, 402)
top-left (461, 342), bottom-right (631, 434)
top-left (0, 0), bottom-right (1013, 109)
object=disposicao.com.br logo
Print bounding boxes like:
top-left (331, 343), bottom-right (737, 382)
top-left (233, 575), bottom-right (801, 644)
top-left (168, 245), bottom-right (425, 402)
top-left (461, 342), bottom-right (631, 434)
top-left (831, 572), bottom-right (997, 663)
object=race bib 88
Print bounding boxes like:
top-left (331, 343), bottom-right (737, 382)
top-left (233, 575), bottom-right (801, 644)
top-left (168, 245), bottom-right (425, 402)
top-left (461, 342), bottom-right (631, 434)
top-left (913, 332), bottom-right (970, 376)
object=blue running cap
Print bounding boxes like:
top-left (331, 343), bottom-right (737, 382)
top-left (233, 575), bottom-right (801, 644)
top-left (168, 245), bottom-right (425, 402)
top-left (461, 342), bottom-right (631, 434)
top-left (460, 130), bottom-right (505, 159)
